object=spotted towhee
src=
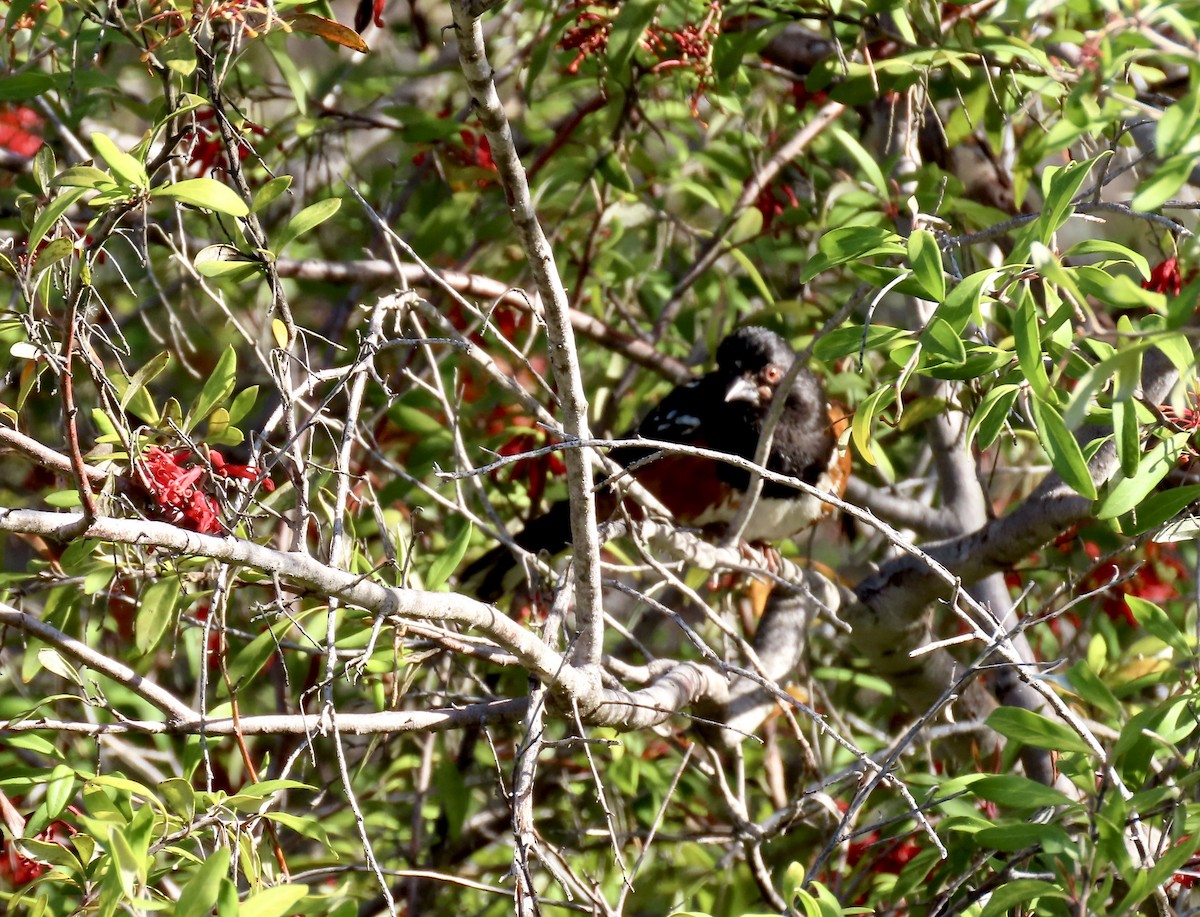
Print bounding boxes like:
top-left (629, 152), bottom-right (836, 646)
top-left (464, 326), bottom-right (849, 599)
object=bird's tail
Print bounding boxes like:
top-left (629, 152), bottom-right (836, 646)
top-left (458, 499), bottom-right (576, 602)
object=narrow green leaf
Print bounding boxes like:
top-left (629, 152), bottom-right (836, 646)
top-left (184, 345), bottom-right (237, 434)
top-left (986, 707), bottom-right (1092, 755)
top-left (91, 132), bottom-right (148, 190)
top-left (226, 619), bottom-right (292, 687)
top-left (851, 387), bottom-right (895, 467)
top-left (908, 228), bottom-right (945, 302)
top-left (1030, 397), bottom-right (1097, 500)
top-left (979, 879), bottom-right (1069, 917)
top-left (251, 175), bottom-right (292, 213)
top-left (970, 775), bottom-right (1073, 809)
top-left (1066, 660), bottom-right (1121, 718)
top-left (1126, 596), bottom-right (1192, 659)
top-left (831, 126), bottom-right (889, 197)
top-left (276, 197), bottom-right (342, 252)
top-left (606, 0), bottom-right (660, 81)
top-left (194, 244), bottom-right (264, 281)
top-left (1062, 339), bottom-right (1155, 430)
top-left (119, 351), bottom-right (171, 413)
top-left (1131, 152), bottom-right (1199, 212)
top-left (240, 884), bottom-right (310, 917)
top-left (939, 268), bottom-right (1002, 333)
top-left (968, 384), bottom-right (1020, 450)
top-left (153, 178), bottom-right (249, 216)
top-left (49, 165), bottom-right (114, 190)
top-left (800, 227), bottom-right (905, 283)
top-left (428, 522), bottom-right (473, 592)
top-left (28, 187), bottom-right (88, 252)
top-left (1035, 152), bottom-right (1108, 243)
top-left (1097, 431), bottom-right (1190, 519)
top-left (1062, 239), bottom-right (1151, 280)
top-left (1157, 90), bottom-right (1200, 157)
top-left (1013, 299), bottom-right (1052, 402)
top-left (920, 316), bottom-right (966, 365)
top-left (135, 576), bottom-right (179, 655)
top-left (33, 237), bottom-right (74, 272)
top-left (729, 248), bottom-right (772, 304)
top-left (175, 847), bottom-right (230, 917)
top-left (1129, 485), bottom-right (1200, 536)
top-left (1112, 400), bottom-right (1139, 479)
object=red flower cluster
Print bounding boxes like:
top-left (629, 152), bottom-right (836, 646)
top-left (494, 419), bottom-right (567, 510)
top-left (1079, 540), bottom-right (1187, 627)
top-left (0, 817), bottom-right (76, 887)
top-left (0, 106), bottom-right (44, 159)
top-left (138, 446), bottom-right (274, 535)
top-left (755, 181), bottom-right (800, 234)
top-left (559, 1), bottom-right (721, 113)
top-left (412, 119), bottom-right (497, 188)
top-left (1142, 256), bottom-right (1193, 296)
top-left (185, 108), bottom-right (266, 178)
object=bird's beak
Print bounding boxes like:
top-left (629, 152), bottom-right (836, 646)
top-left (725, 376), bottom-right (760, 405)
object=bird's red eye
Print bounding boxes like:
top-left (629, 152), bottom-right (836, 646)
top-left (763, 365), bottom-right (783, 384)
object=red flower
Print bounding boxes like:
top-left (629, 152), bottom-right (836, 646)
top-left (0, 818), bottom-right (77, 888)
top-left (137, 447), bottom-right (273, 534)
top-left (0, 106), bottom-right (44, 159)
top-left (1143, 256), bottom-right (1186, 296)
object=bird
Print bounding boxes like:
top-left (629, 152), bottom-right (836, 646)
top-left (462, 326), bottom-right (849, 600)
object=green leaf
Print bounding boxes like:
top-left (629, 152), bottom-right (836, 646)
top-left (1131, 152), bottom-right (1199, 212)
top-left (1029, 397), bottom-right (1097, 500)
top-left (851, 387), bottom-right (895, 467)
top-left (194, 244), bottom-right (264, 282)
top-left (175, 847), bottom-right (230, 917)
top-left (1126, 596), bottom-right (1192, 659)
top-left (606, 0), bottom-right (659, 81)
top-left (1096, 431), bottom-right (1191, 519)
top-left (812, 325), bottom-right (911, 362)
top-left (1061, 239), bottom-right (1151, 280)
top-left (1112, 399), bottom-right (1139, 479)
top-left (226, 621), bottom-right (291, 688)
top-left (830, 126), bottom-right (889, 197)
top-left (1062, 338), bottom-right (1155, 430)
top-left (33, 237), bottom-right (74, 272)
top-left (1012, 299), bottom-right (1052, 403)
top-left (970, 774), bottom-right (1073, 809)
top-left (120, 351), bottom-right (171, 413)
top-left (800, 227), bottom-right (905, 283)
top-left (979, 879), bottom-right (1069, 917)
top-left (240, 884), bottom-right (310, 917)
top-left (28, 187), bottom-right (88, 253)
top-left (1034, 152), bottom-right (1108, 243)
top-left (1127, 485), bottom-right (1200, 536)
top-left (252, 175), bottom-right (293, 213)
top-left (908, 228), bottom-right (945, 302)
top-left (919, 316), bottom-right (965, 365)
top-left (153, 178), bottom-right (249, 217)
top-left (729, 247), bottom-right (772, 304)
top-left (43, 764), bottom-right (75, 819)
top-left (91, 132), bottom-right (148, 190)
top-left (975, 821), bottom-right (1072, 854)
top-left (1157, 90), bottom-right (1200, 157)
top-left (48, 162), bottom-right (113, 188)
top-left (968, 384), bottom-right (1019, 450)
top-left (1066, 660), bottom-right (1120, 718)
top-left (427, 522), bottom-right (473, 592)
top-left (986, 706), bottom-right (1093, 755)
top-left (136, 576), bottom-right (179, 655)
top-left (184, 345), bottom-right (237, 434)
top-left (276, 197), bottom-right (342, 252)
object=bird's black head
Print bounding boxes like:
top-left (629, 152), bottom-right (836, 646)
top-left (716, 326), bottom-right (821, 409)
